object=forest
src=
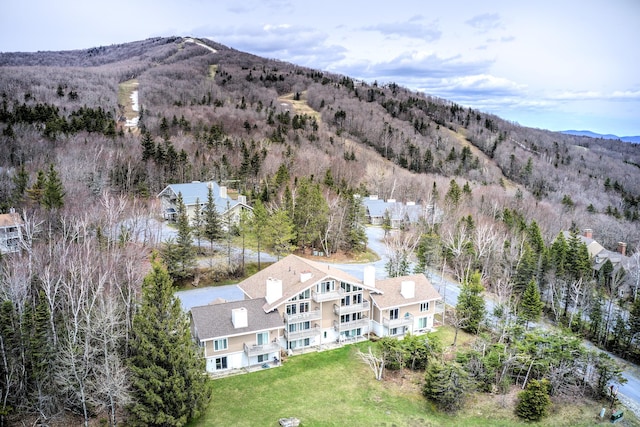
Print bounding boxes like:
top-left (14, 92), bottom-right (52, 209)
top-left (0, 36), bottom-right (639, 426)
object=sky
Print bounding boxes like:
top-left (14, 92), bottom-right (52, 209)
top-left (2, 0), bottom-right (639, 136)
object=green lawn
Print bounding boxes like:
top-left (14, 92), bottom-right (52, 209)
top-left (189, 337), bottom-right (617, 427)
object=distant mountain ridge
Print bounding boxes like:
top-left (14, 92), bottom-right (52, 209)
top-left (561, 130), bottom-right (640, 143)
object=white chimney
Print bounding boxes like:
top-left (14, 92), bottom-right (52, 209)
top-left (406, 201), bottom-right (415, 206)
top-left (220, 185), bottom-right (228, 199)
top-left (231, 307), bottom-right (248, 329)
top-left (207, 181), bottom-right (214, 189)
top-left (300, 271), bottom-right (312, 283)
top-left (401, 281), bottom-right (415, 299)
top-left (363, 266), bottom-right (375, 288)
top-left (369, 195), bottom-right (378, 200)
top-left (238, 195), bottom-right (247, 204)
top-left (265, 277), bottom-right (283, 304)
top-left (387, 198), bottom-right (396, 203)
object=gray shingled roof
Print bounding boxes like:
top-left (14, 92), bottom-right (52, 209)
top-left (190, 298), bottom-right (284, 341)
top-left (157, 181), bottom-right (247, 214)
top-left (370, 274), bottom-right (441, 310)
top-left (237, 254), bottom-right (380, 312)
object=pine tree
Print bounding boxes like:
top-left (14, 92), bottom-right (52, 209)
top-left (445, 179), bottom-right (461, 208)
top-left (202, 185), bottom-right (221, 251)
top-left (27, 169), bottom-right (47, 205)
top-left (423, 361), bottom-right (470, 412)
top-left (516, 378), bottom-right (551, 422)
top-left (42, 164), bottom-right (65, 210)
top-left (519, 279), bottom-right (543, 329)
top-left (128, 255), bottom-right (210, 426)
top-left (265, 208), bottom-right (296, 260)
top-left (161, 193), bottom-right (195, 281)
top-left (456, 271), bottom-right (486, 334)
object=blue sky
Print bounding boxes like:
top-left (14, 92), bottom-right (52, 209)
top-left (2, 0), bottom-right (639, 136)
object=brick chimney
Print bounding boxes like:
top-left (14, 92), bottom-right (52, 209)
top-left (617, 242), bottom-right (627, 256)
top-left (583, 229), bottom-right (593, 239)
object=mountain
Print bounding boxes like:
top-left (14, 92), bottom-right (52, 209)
top-left (561, 130), bottom-right (640, 143)
top-left (0, 36), bottom-right (639, 250)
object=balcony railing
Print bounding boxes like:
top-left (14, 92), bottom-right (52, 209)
top-left (243, 342), bottom-right (281, 357)
top-left (312, 288), bottom-right (344, 303)
top-left (382, 314), bottom-right (414, 328)
top-left (284, 325), bottom-right (321, 341)
top-left (333, 300), bottom-right (370, 316)
top-left (434, 300), bottom-right (445, 314)
top-left (285, 308), bottom-right (322, 324)
top-left (333, 317), bottom-right (370, 332)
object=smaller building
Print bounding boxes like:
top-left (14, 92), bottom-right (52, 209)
top-left (361, 195), bottom-right (441, 229)
top-left (157, 181), bottom-right (252, 226)
top-left (0, 209), bottom-right (23, 255)
top-left (190, 298), bottom-right (285, 373)
top-left (370, 274), bottom-right (441, 338)
top-left (565, 229), bottom-right (634, 299)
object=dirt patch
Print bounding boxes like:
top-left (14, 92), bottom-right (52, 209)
top-left (383, 368), bottom-right (424, 394)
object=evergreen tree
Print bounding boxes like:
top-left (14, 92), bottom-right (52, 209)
top-left (128, 255), bottom-right (210, 426)
top-left (11, 163), bottom-right (29, 204)
top-left (265, 208), bottom-right (296, 260)
top-left (519, 279), bottom-right (543, 329)
top-left (42, 164), bottom-right (65, 210)
top-left (514, 243), bottom-right (537, 295)
top-left (27, 169), bottom-right (47, 205)
top-left (445, 179), bottom-right (462, 208)
top-left (202, 186), bottom-right (221, 251)
top-left (192, 197), bottom-right (204, 253)
top-left (292, 178), bottom-right (328, 251)
top-left (516, 378), bottom-right (551, 422)
top-left (423, 361), bottom-right (470, 412)
top-left (345, 192), bottom-right (367, 253)
top-left (456, 271), bottom-right (486, 334)
top-left (141, 131), bottom-right (156, 161)
top-left (162, 193), bottom-right (195, 281)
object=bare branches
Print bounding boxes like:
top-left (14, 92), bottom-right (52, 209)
top-left (356, 347), bottom-right (385, 381)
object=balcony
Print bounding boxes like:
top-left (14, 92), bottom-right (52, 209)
top-left (333, 300), bottom-right (370, 316)
top-left (333, 317), bottom-right (370, 332)
top-left (312, 288), bottom-right (344, 303)
top-left (383, 314), bottom-right (414, 328)
top-left (285, 308), bottom-right (322, 324)
top-left (284, 325), bottom-right (321, 341)
top-left (434, 300), bottom-right (445, 314)
top-left (243, 342), bottom-right (281, 357)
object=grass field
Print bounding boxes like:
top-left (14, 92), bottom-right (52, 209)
top-left (189, 328), bottom-right (626, 427)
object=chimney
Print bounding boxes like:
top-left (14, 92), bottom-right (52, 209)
top-left (618, 242), bottom-right (627, 256)
top-left (369, 195), bottom-right (378, 200)
top-left (238, 195), bottom-right (247, 204)
top-left (300, 271), bottom-right (312, 283)
top-left (387, 198), bottom-right (396, 203)
top-left (363, 265), bottom-right (376, 288)
top-left (584, 228), bottom-right (593, 239)
top-left (401, 280), bottom-right (415, 299)
top-left (219, 185), bottom-right (227, 199)
top-left (265, 277), bottom-right (283, 304)
top-left (406, 201), bottom-right (415, 206)
top-left (231, 307), bottom-right (248, 329)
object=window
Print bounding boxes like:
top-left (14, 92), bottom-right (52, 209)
top-left (257, 332), bottom-right (269, 345)
top-left (214, 338), bottom-right (228, 351)
top-left (257, 354), bottom-right (268, 363)
top-left (299, 302), bottom-right (309, 313)
top-left (418, 317), bottom-right (428, 329)
top-left (390, 327), bottom-right (398, 336)
top-left (215, 357), bottom-right (228, 370)
top-left (286, 304), bottom-right (297, 315)
top-left (420, 302), bottom-right (430, 312)
top-left (318, 280), bottom-right (335, 293)
top-left (389, 308), bottom-right (399, 320)
top-left (298, 289), bottom-right (310, 299)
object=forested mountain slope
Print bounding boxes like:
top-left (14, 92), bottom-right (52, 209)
top-left (1, 36), bottom-right (637, 247)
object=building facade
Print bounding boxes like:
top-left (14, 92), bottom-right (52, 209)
top-left (190, 255), bottom-right (442, 373)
